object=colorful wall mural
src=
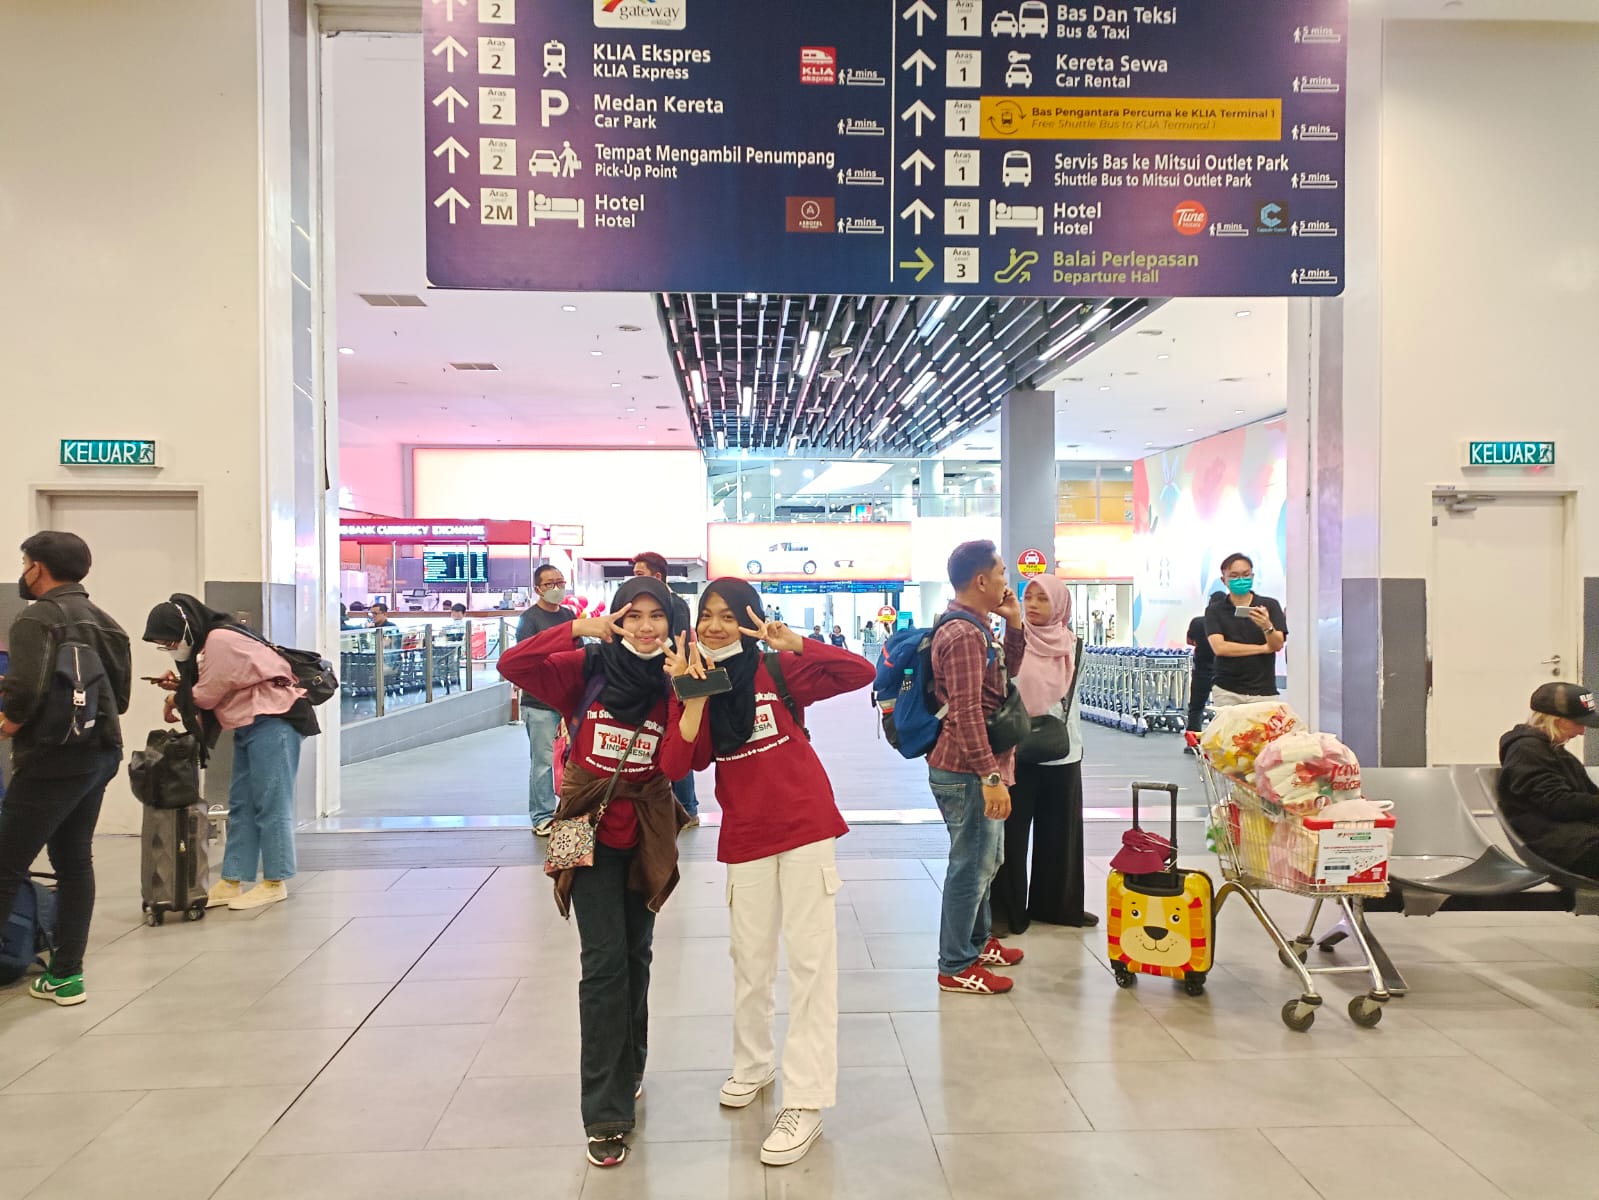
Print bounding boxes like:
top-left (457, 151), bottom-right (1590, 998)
top-left (1133, 418), bottom-right (1289, 648)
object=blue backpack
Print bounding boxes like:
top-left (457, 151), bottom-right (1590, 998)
top-left (872, 611), bottom-right (995, 759)
top-left (0, 876), bottom-right (58, 985)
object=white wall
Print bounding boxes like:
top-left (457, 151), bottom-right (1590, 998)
top-left (339, 443), bottom-right (407, 516)
top-left (0, 3), bottom-right (274, 580)
top-left (1373, 20), bottom-right (1599, 577)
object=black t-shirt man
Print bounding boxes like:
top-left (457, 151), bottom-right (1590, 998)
top-left (1204, 555), bottom-right (1287, 699)
top-left (515, 601), bottom-right (574, 711)
top-left (1186, 614), bottom-right (1216, 675)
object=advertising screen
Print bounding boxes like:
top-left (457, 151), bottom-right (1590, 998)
top-left (708, 523), bottom-right (912, 583)
top-left (422, 548), bottom-right (488, 584)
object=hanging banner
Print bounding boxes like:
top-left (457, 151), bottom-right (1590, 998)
top-left (423, 0), bottom-right (1347, 297)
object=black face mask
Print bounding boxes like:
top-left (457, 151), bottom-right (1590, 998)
top-left (17, 568), bottom-right (36, 601)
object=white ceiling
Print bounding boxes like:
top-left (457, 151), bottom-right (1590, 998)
top-left (953, 298), bottom-right (1289, 460)
top-left (327, 34), bottom-right (1287, 463)
top-left (329, 34), bottom-right (694, 450)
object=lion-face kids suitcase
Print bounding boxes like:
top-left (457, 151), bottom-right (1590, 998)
top-left (1107, 781), bottom-right (1214, 996)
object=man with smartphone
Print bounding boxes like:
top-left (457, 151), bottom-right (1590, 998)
top-left (927, 540), bottom-right (1027, 996)
top-left (1204, 553), bottom-right (1288, 707)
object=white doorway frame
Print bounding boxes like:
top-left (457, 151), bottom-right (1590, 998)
top-left (1426, 483), bottom-right (1582, 765)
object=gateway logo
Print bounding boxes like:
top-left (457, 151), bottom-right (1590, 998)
top-left (595, 0), bottom-right (686, 30)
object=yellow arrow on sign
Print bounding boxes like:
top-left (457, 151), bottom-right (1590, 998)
top-left (899, 247), bottom-right (934, 282)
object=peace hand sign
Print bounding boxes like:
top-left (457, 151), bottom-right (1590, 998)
top-left (572, 604), bottom-right (631, 644)
top-left (738, 606), bottom-right (805, 653)
top-left (662, 631), bottom-right (709, 680)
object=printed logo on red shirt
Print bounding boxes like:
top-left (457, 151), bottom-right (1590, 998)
top-left (589, 721), bottom-right (659, 765)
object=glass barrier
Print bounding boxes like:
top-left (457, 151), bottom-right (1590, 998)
top-left (338, 614), bottom-right (517, 725)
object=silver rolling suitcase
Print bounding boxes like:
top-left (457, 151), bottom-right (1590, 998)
top-left (141, 803), bottom-right (210, 925)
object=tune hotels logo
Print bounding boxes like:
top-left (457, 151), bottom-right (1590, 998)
top-left (786, 196), bottom-right (835, 233)
top-left (800, 46), bottom-right (837, 86)
top-left (1172, 200), bottom-right (1208, 236)
top-left (595, 0), bottom-right (686, 30)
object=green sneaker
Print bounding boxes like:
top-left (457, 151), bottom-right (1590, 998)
top-left (29, 972), bottom-right (86, 1006)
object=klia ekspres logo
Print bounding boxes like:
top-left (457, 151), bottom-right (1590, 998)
top-left (596, 0), bottom-right (686, 29)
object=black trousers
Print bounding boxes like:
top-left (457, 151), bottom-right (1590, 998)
top-left (0, 750), bottom-right (119, 978)
top-left (991, 761), bottom-right (1090, 933)
top-left (569, 842), bottom-right (655, 1137)
top-left (1186, 668), bottom-right (1216, 733)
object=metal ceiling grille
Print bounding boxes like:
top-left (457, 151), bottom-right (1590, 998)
top-left (658, 293), bottom-right (1161, 457)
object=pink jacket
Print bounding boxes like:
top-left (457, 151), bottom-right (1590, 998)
top-left (190, 629), bottom-right (305, 730)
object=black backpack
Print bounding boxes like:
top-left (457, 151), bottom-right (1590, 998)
top-left (32, 603), bottom-right (109, 747)
top-left (231, 624), bottom-right (338, 706)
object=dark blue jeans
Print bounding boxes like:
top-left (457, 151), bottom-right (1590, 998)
top-left (569, 843), bottom-right (656, 1136)
top-left (671, 773), bottom-right (698, 818)
top-left (929, 766), bottom-right (1005, 976)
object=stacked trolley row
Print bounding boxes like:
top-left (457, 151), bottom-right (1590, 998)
top-left (1189, 734), bottom-right (1396, 1031)
top-left (1079, 646), bottom-right (1193, 736)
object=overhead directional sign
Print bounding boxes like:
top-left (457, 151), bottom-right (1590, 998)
top-left (60, 439), bottom-right (157, 466)
top-left (424, 0), bottom-right (1347, 297)
top-left (1465, 441), bottom-right (1556, 467)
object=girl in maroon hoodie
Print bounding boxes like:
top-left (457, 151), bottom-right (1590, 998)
top-left (660, 578), bottom-right (874, 1168)
top-left (497, 576), bottom-right (692, 1170)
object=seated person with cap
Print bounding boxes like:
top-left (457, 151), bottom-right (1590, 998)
top-left (1498, 682), bottom-right (1599, 881)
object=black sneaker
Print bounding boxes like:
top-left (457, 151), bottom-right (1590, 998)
top-left (586, 1134), bottom-right (628, 1168)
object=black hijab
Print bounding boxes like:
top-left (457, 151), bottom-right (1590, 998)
top-left (700, 578), bottom-right (765, 756)
top-left (591, 577), bottom-right (675, 726)
top-left (142, 594), bottom-right (240, 755)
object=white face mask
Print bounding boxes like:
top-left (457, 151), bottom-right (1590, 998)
top-left (619, 638), bottom-right (664, 661)
top-left (701, 640), bottom-right (744, 664)
top-left (168, 643), bottom-right (192, 664)
top-left (540, 586), bottom-right (566, 606)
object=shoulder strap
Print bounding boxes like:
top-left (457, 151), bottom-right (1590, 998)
top-left (1062, 635), bottom-right (1086, 709)
top-left (764, 651), bottom-right (807, 736)
top-left (591, 725), bottom-right (645, 826)
top-left (566, 645), bottom-right (607, 763)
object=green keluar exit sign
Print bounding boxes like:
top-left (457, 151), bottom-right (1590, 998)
top-left (60, 439), bottom-right (158, 466)
top-left (1465, 441), bottom-right (1555, 467)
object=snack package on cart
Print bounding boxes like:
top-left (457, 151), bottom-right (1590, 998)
top-left (1198, 701), bottom-right (1304, 778)
top-left (1255, 731), bottom-right (1364, 816)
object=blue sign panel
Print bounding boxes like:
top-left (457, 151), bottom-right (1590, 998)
top-left (60, 439), bottom-right (157, 466)
top-left (1466, 441), bottom-right (1555, 467)
top-left (424, 0), bottom-right (1346, 297)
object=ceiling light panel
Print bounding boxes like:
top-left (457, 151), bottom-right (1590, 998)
top-left (658, 293), bottom-right (1163, 457)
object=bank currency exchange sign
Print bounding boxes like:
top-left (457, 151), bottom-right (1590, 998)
top-left (423, 0), bottom-right (1347, 297)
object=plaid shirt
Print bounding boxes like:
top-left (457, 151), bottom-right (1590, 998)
top-left (928, 602), bottom-right (1027, 785)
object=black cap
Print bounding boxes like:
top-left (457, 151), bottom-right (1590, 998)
top-left (1531, 682), bottom-right (1599, 728)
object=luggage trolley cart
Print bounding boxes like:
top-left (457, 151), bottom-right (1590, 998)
top-left (1190, 740), bottom-right (1395, 1031)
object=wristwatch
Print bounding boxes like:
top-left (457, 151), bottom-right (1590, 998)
top-left (982, 772), bottom-right (1002, 787)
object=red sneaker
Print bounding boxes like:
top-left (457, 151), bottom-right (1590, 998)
top-left (979, 937), bottom-right (1024, 968)
top-left (937, 964), bottom-right (1014, 995)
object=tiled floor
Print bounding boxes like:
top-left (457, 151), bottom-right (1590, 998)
top-left (3, 829), bottom-right (1597, 1199)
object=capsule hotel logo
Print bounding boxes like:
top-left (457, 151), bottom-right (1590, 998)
top-left (596, 0), bottom-right (686, 30)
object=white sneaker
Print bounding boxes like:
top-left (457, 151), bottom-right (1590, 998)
top-left (719, 1071), bottom-right (775, 1109)
top-left (227, 880), bottom-right (288, 911)
top-left (761, 1108), bottom-right (822, 1166)
top-left (533, 819), bottom-right (555, 837)
top-left (206, 879), bottom-right (243, 908)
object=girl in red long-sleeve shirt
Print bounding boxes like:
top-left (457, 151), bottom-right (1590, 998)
top-left (497, 576), bottom-right (692, 1171)
top-left (659, 578), bottom-right (875, 1168)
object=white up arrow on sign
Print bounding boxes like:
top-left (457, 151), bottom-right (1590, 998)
top-left (431, 87), bottom-right (468, 122)
top-left (432, 36), bottom-right (468, 72)
top-left (434, 188), bottom-right (470, 224)
top-left (900, 149), bottom-right (934, 186)
top-left (902, 49), bottom-right (936, 86)
top-left (901, 99), bottom-right (935, 137)
top-left (430, 0), bottom-right (467, 21)
top-left (902, 0), bottom-right (937, 36)
top-left (900, 198), bottom-right (934, 234)
top-left (433, 137), bottom-right (469, 173)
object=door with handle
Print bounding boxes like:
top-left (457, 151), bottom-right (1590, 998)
top-left (1429, 493), bottom-right (1575, 764)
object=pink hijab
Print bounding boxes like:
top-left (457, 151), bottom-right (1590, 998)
top-left (1016, 575), bottom-right (1076, 718)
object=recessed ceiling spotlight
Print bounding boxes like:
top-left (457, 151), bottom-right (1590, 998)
top-left (1234, 309), bottom-right (1252, 318)
top-left (337, 347), bottom-right (355, 355)
top-left (590, 350), bottom-right (603, 357)
top-left (610, 382), bottom-right (622, 388)
top-left (1123, 371), bottom-right (1139, 377)
top-left (827, 345), bottom-right (853, 359)
top-left (1100, 428), bottom-right (1116, 434)
top-left (1156, 353), bottom-right (1170, 360)
top-left (626, 407), bottom-right (636, 413)
top-left (1098, 385), bottom-right (1111, 392)
top-left (1153, 406), bottom-right (1167, 412)
top-left (1135, 329), bottom-right (1164, 336)
top-left (1234, 408), bottom-right (1246, 415)
top-left (636, 424), bottom-right (646, 430)
top-left (1219, 376), bottom-right (1244, 383)
top-left (617, 324), bottom-right (642, 333)
top-left (819, 368), bottom-right (843, 381)
top-left (1186, 427), bottom-right (1196, 432)
top-left (561, 304), bottom-right (577, 312)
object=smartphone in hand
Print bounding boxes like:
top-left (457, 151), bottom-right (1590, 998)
top-left (672, 669), bottom-right (732, 701)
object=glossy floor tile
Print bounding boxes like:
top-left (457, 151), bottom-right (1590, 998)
top-left (2, 821), bottom-right (1595, 1198)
